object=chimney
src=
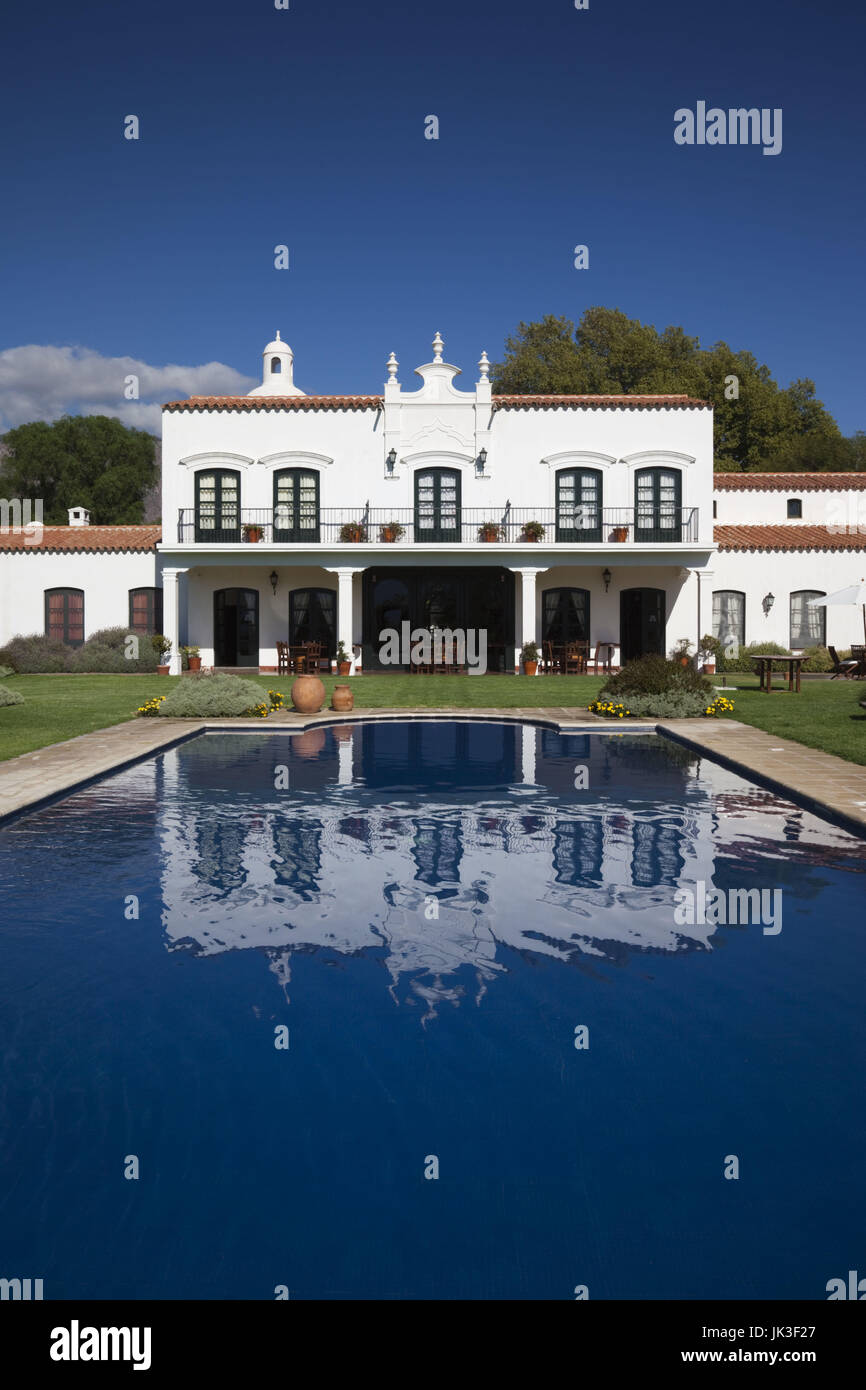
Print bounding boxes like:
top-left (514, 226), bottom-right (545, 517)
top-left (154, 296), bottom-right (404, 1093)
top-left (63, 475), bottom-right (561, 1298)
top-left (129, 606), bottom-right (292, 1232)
top-left (68, 506), bottom-right (90, 527)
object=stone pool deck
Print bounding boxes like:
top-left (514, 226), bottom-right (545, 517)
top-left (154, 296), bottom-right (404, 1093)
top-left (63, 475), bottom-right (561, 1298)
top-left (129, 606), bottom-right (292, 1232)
top-left (1, 708), bottom-right (865, 835)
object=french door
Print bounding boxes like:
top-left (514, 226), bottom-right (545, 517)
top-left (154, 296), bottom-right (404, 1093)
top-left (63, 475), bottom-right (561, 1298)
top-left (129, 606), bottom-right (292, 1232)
top-left (214, 588), bottom-right (259, 666)
top-left (414, 468), bottom-right (461, 542)
top-left (556, 469), bottom-right (602, 542)
top-left (195, 469), bottom-right (240, 542)
top-left (274, 469), bottom-right (319, 543)
top-left (634, 468), bottom-right (682, 542)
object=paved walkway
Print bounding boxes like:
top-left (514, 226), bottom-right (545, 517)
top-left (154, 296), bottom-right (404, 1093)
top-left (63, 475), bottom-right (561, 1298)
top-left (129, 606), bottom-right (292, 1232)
top-left (2, 709), bottom-right (865, 835)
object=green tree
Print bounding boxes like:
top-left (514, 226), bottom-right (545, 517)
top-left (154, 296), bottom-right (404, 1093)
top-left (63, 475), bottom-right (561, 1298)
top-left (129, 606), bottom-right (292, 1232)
top-left (492, 308), bottom-right (854, 472)
top-left (0, 415), bottom-right (157, 523)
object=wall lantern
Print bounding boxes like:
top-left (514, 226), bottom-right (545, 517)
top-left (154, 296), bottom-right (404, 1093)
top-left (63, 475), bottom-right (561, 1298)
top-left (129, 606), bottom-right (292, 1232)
top-left (270, 570), bottom-right (279, 596)
top-left (476, 448), bottom-right (487, 475)
top-left (386, 449), bottom-right (397, 474)
top-left (762, 592), bottom-right (775, 615)
top-left (602, 568), bottom-right (612, 593)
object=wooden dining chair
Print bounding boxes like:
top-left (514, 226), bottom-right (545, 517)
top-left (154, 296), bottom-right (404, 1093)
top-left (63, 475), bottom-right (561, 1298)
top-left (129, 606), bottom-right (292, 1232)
top-left (543, 640), bottom-right (562, 674)
top-left (564, 642), bottom-right (586, 675)
top-left (276, 641), bottom-right (290, 674)
top-left (586, 642), bottom-right (613, 675)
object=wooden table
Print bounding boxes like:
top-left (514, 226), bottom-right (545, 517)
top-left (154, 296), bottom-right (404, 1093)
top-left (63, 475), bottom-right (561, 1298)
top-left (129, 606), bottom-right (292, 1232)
top-left (751, 654), bottom-right (806, 693)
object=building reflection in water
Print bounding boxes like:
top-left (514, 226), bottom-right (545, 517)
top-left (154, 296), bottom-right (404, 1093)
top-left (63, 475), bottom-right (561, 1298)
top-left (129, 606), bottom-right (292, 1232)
top-left (157, 725), bottom-right (866, 1020)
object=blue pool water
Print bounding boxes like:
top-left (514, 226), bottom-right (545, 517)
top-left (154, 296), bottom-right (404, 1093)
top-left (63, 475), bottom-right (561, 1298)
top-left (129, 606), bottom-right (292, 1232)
top-left (1, 721), bottom-right (864, 1300)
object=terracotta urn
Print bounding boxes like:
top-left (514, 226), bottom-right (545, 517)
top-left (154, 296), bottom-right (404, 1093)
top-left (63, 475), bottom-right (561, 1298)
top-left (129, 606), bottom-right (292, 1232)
top-left (291, 674), bottom-right (326, 713)
top-left (331, 684), bottom-right (354, 712)
top-left (337, 661), bottom-right (352, 676)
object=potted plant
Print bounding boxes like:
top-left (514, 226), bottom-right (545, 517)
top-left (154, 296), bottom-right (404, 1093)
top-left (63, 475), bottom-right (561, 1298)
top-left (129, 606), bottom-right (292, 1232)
top-left (611, 524), bottom-right (629, 542)
top-left (670, 638), bottom-right (694, 669)
top-left (379, 521), bottom-right (405, 543)
top-left (182, 644), bottom-right (201, 672)
top-left (339, 521), bottom-right (368, 543)
top-left (478, 521), bottom-right (502, 542)
top-left (336, 640), bottom-right (352, 676)
top-left (243, 522), bottom-right (263, 543)
top-left (521, 641), bottom-right (539, 676)
top-left (520, 520), bottom-right (545, 542)
top-left (698, 634), bottom-right (721, 675)
top-left (152, 634), bottom-right (172, 674)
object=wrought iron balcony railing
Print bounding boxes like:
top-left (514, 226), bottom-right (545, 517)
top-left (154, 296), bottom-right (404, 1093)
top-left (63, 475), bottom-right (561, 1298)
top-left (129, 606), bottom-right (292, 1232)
top-left (177, 506), bottom-right (700, 545)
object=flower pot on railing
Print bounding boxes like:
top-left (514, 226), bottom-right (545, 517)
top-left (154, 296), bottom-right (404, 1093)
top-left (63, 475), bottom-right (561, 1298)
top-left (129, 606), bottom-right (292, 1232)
top-left (520, 521), bottom-right (546, 543)
top-left (243, 525), bottom-right (263, 543)
top-left (612, 526), bottom-right (629, 542)
top-left (379, 522), bottom-right (405, 543)
top-left (478, 523), bottom-right (502, 542)
top-left (339, 522), bottom-right (368, 543)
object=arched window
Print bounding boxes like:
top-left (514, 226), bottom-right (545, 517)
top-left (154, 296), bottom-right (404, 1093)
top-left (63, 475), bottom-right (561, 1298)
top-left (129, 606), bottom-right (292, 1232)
top-left (414, 468), bottom-right (461, 542)
top-left (195, 469), bottom-right (240, 542)
top-left (635, 467), bottom-right (682, 541)
top-left (270, 357), bottom-right (282, 374)
top-left (712, 590), bottom-right (745, 652)
top-left (274, 469), bottom-right (319, 542)
top-left (129, 587), bottom-right (163, 634)
top-left (542, 587), bottom-right (590, 646)
top-left (787, 498), bottom-right (802, 518)
top-left (289, 587), bottom-right (336, 655)
top-left (790, 590), bottom-right (825, 648)
top-left (555, 467), bottom-right (602, 542)
top-left (45, 588), bottom-right (84, 647)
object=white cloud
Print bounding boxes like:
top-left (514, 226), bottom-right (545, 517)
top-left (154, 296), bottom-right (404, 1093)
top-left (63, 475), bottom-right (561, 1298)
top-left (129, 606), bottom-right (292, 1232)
top-left (0, 344), bottom-right (256, 433)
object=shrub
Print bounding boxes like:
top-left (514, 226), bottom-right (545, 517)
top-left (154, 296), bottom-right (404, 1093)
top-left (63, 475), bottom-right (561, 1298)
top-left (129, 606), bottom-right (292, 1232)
top-left (719, 640), bottom-right (789, 674)
top-left (66, 627), bottom-right (160, 673)
top-left (602, 654), bottom-right (714, 700)
top-left (623, 692), bottom-right (718, 718)
top-left (0, 665), bottom-right (14, 678)
top-left (0, 633), bottom-right (68, 672)
top-left (155, 672), bottom-right (270, 718)
top-left (799, 645), bottom-right (834, 673)
top-left (0, 683), bottom-right (24, 706)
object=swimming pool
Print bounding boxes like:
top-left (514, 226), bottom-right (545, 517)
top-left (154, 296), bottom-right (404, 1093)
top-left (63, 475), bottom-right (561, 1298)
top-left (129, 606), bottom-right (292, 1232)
top-left (1, 721), bottom-right (864, 1299)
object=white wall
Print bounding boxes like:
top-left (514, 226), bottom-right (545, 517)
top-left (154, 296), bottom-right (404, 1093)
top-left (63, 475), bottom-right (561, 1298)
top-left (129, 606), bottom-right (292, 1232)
top-left (0, 549), bottom-right (158, 647)
top-left (710, 548), bottom-right (865, 650)
top-left (714, 486), bottom-right (866, 529)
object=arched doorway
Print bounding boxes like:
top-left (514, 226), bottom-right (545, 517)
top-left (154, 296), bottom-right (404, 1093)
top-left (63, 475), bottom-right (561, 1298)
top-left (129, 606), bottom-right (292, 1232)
top-left (542, 587), bottom-right (590, 646)
top-left (289, 588), bottom-right (336, 656)
top-left (214, 588), bottom-right (259, 667)
top-left (620, 588), bottom-right (666, 663)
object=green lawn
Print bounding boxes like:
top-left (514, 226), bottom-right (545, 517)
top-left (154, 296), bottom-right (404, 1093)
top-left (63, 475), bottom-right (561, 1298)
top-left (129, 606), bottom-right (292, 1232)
top-left (1, 671), bottom-right (864, 766)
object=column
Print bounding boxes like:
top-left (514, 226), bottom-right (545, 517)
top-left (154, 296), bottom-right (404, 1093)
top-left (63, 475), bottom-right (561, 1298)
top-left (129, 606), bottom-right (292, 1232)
top-left (696, 567), bottom-right (715, 663)
top-left (510, 567), bottom-right (544, 673)
top-left (162, 568), bottom-right (188, 676)
top-left (326, 568), bottom-right (363, 672)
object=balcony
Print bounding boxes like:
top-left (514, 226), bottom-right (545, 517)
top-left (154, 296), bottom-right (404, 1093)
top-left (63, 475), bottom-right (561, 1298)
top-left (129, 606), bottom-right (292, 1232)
top-left (177, 506), bottom-right (700, 545)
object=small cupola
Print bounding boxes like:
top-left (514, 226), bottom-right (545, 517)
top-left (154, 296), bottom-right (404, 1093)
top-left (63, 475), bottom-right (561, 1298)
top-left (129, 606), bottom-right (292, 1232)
top-left (248, 330), bottom-right (306, 397)
top-left (68, 506), bottom-right (90, 526)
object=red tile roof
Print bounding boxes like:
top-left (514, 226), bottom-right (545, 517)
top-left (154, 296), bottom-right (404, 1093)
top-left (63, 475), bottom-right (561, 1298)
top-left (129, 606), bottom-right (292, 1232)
top-left (492, 393), bottom-right (709, 410)
top-left (714, 472), bottom-right (866, 492)
top-left (0, 525), bottom-right (161, 553)
top-left (162, 392), bottom-right (710, 412)
top-left (714, 524), bottom-right (866, 552)
top-left (163, 395), bottom-right (383, 412)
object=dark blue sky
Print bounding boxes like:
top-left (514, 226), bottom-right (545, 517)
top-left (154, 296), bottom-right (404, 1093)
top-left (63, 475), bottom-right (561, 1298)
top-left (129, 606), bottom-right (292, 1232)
top-left (1, 0), bottom-right (864, 431)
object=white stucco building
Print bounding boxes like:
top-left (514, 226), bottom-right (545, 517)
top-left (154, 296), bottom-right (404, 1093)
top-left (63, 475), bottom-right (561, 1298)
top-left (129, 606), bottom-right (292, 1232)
top-left (1, 331), bottom-right (864, 670)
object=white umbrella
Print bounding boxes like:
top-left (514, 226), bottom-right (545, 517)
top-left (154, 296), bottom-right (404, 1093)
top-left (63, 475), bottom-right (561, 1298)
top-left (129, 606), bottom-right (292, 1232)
top-left (809, 580), bottom-right (866, 643)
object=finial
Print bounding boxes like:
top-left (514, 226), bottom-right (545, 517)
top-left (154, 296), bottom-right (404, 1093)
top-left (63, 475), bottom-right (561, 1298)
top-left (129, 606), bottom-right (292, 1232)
top-left (387, 351), bottom-right (399, 379)
top-left (478, 350), bottom-right (490, 379)
top-left (275, 330), bottom-right (281, 341)
top-left (432, 331), bottom-right (444, 363)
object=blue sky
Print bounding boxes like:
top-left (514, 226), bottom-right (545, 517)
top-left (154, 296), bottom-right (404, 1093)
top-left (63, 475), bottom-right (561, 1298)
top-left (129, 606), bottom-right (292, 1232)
top-left (0, 0), bottom-right (863, 433)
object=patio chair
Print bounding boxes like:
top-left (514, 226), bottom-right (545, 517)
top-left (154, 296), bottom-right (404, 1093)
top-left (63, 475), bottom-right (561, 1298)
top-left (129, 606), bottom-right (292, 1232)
top-left (828, 645), bottom-right (859, 679)
top-left (564, 641), bottom-right (587, 675)
top-left (586, 642), bottom-right (614, 675)
top-left (850, 645), bottom-right (866, 679)
top-left (543, 641), bottom-right (562, 674)
top-left (276, 641), bottom-right (290, 674)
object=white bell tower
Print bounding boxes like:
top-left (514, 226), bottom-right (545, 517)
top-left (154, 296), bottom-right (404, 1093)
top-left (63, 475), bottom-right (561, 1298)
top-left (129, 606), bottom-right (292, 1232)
top-left (247, 330), bottom-right (306, 396)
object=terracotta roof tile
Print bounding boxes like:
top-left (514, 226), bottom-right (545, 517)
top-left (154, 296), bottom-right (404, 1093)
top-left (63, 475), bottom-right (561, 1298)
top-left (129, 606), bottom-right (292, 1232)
top-left (492, 393), bottom-right (710, 410)
top-left (162, 392), bottom-right (710, 412)
top-left (0, 525), bottom-right (161, 553)
top-left (714, 472), bottom-right (866, 492)
top-left (163, 395), bottom-right (384, 412)
top-left (714, 524), bottom-right (866, 552)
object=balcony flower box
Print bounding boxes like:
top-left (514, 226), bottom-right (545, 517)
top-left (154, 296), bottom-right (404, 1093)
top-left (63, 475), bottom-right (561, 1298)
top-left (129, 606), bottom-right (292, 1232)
top-left (243, 524), bottom-right (263, 543)
top-left (339, 522), bottom-right (368, 543)
top-left (478, 522), bottom-right (502, 542)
